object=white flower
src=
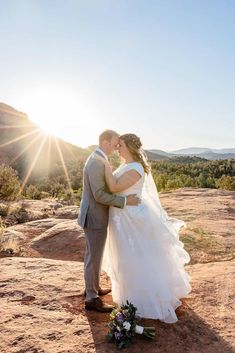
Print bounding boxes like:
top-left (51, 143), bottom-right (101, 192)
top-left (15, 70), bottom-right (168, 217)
top-left (123, 321), bottom-right (131, 331)
top-left (135, 324), bottom-right (144, 334)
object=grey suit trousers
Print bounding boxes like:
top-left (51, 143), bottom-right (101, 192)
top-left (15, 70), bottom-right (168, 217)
top-left (84, 227), bottom-right (108, 300)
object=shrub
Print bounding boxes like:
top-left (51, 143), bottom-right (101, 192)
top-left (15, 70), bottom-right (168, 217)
top-left (38, 180), bottom-right (66, 198)
top-left (0, 204), bottom-right (9, 217)
top-left (216, 175), bottom-right (235, 191)
top-left (40, 191), bottom-right (51, 199)
top-left (154, 173), bottom-right (168, 191)
top-left (165, 177), bottom-right (184, 190)
top-left (0, 164), bottom-right (21, 200)
top-left (10, 206), bottom-right (29, 224)
top-left (25, 185), bottom-right (42, 199)
top-left (70, 188), bottom-right (83, 205)
top-left (60, 190), bottom-right (74, 202)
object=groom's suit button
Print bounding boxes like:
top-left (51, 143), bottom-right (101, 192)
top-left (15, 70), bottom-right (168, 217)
top-left (85, 297), bottom-right (114, 312)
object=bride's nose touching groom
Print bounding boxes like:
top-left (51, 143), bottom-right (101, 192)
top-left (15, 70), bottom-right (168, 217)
top-left (78, 130), bottom-right (191, 322)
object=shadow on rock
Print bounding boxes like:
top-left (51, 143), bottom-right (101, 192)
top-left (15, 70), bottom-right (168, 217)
top-left (63, 295), bottom-right (234, 353)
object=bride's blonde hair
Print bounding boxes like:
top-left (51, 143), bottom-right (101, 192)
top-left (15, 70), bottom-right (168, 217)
top-left (120, 133), bottom-right (150, 174)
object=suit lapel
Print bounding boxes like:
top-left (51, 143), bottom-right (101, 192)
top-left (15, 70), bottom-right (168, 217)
top-left (94, 150), bottom-right (106, 159)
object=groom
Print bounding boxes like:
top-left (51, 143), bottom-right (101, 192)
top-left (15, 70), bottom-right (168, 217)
top-left (78, 130), bottom-right (140, 312)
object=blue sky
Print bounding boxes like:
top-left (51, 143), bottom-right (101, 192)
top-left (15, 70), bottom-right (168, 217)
top-left (0, 0), bottom-right (234, 150)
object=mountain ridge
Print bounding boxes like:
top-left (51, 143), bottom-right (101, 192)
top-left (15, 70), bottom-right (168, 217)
top-left (171, 147), bottom-right (235, 155)
top-left (1, 103), bottom-right (234, 163)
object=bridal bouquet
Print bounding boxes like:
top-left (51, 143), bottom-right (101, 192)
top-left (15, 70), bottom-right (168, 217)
top-left (106, 301), bottom-right (155, 349)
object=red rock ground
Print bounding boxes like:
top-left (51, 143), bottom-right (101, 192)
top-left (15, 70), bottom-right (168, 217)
top-left (0, 188), bottom-right (234, 353)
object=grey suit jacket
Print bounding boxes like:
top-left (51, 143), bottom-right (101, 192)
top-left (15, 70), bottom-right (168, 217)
top-left (77, 150), bottom-right (125, 229)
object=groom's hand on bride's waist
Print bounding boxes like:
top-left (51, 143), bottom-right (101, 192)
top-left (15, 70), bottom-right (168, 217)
top-left (126, 194), bottom-right (141, 206)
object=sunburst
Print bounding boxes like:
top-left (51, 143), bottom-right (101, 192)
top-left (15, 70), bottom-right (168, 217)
top-left (10, 130), bottom-right (44, 166)
top-left (1, 124), bottom-right (74, 196)
top-left (54, 136), bottom-right (73, 192)
top-left (18, 133), bottom-right (48, 196)
top-left (0, 128), bottom-right (41, 148)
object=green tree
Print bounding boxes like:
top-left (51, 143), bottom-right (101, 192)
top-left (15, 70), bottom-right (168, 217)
top-left (216, 175), bottom-right (235, 191)
top-left (0, 164), bottom-right (21, 200)
top-left (154, 173), bottom-right (168, 191)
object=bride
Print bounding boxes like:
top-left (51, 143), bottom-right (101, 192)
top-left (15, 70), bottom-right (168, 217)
top-left (102, 133), bottom-right (191, 323)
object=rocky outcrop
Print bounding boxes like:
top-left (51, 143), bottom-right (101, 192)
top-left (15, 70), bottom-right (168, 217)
top-left (31, 220), bottom-right (85, 261)
top-left (1, 218), bottom-right (85, 262)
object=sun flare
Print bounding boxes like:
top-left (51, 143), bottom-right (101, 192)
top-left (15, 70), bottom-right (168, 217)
top-left (15, 86), bottom-right (94, 141)
top-left (20, 88), bottom-right (79, 137)
top-left (14, 84), bottom-right (108, 147)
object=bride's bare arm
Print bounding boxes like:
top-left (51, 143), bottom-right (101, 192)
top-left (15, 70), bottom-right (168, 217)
top-left (104, 161), bottom-right (141, 193)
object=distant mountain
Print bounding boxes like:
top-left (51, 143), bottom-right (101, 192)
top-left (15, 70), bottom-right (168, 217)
top-left (171, 147), bottom-right (235, 155)
top-left (0, 102), bottom-right (89, 182)
top-left (165, 147), bottom-right (235, 161)
top-left (0, 102), bottom-right (30, 125)
top-left (196, 151), bottom-right (235, 160)
top-left (145, 148), bottom-right (235, 161)
top-left (171, 147), bottom-right (211, 155)
top-left (148, 149), bottom-right (174, 157)
top-left (210, 148), bottom-right (235, 154)
top-left (1, 102), bottom-right (234, 176)
top-left (145, 150), bottom-right (170, 161)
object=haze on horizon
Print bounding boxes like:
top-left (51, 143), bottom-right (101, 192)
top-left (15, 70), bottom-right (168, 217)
top-left (0, 0), bottom-right (234, 150)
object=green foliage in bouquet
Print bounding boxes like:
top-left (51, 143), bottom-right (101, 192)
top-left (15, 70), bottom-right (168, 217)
top-left (107, 301), bottom-right (155, 349)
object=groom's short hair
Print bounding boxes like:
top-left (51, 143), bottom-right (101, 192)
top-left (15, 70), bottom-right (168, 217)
top-left (99, 130), bottom-right (119, 145)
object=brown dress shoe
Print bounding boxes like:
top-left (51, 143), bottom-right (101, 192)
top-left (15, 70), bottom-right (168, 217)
top-left (85, 297), bottom-right (114, 313)
top-left (83, 287), bottom-right (111, 297)
top-left (98, 287), bottom-right (111, 296)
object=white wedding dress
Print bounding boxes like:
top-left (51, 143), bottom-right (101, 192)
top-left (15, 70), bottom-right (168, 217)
top-left (102, 162), bottom-right (191, 323)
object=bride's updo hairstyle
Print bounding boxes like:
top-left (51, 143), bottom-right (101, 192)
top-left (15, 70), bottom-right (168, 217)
top-left (120, 133), bottom-right (150, 174)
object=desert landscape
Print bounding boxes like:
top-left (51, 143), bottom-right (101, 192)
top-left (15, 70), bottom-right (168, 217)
top-left (1, 1), bottom-right (235, 352)
top-left (0, 188), bottom-right (234, 353)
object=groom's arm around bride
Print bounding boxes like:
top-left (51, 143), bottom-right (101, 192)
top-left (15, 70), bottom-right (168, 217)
top-left (78, 150), bottom-right (139, 229)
